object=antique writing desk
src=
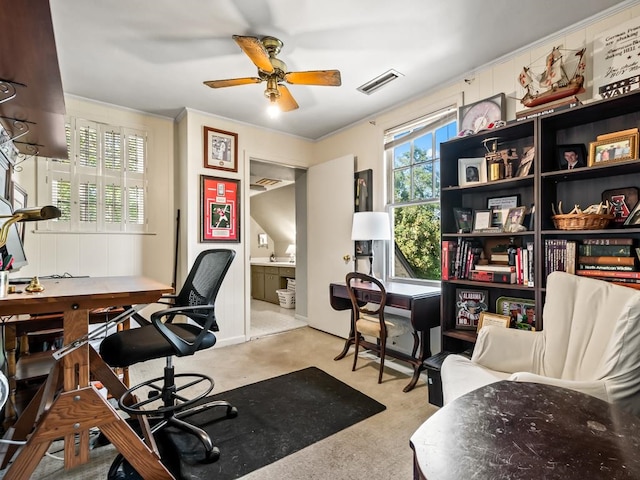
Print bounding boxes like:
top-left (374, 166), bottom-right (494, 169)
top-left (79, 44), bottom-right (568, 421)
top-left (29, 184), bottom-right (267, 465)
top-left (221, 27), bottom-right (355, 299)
top-left (0, 276), bottom-right (175, 480)
top-left (410, 381), bottom-right (640, 479)
top-left (329, 280), bottom-right (440, 392)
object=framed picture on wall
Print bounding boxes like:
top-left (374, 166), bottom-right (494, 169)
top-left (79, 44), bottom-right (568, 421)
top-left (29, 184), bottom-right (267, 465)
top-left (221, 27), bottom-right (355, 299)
top-left (355, 169), bottom-right (372, 212)
top-left (203, 126), bottom-right (238, 173)
top-left (200, 175), bottom-right (240, 242)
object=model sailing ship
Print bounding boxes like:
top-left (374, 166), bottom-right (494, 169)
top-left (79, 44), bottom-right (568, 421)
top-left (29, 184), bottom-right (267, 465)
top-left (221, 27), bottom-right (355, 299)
top-left (518, 46), bottom-right (586, 108)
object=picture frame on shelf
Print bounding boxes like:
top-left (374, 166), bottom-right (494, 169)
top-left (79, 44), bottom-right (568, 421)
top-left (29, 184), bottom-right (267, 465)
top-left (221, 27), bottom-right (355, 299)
top-left (623, 200), bottom-right (640, 227)
top-left (203, 126), bottom-right (238, 173)
top-left (200, 175), bottom-right (240, 243)
top-left (515, 146), bottom-right (534, 177)
top-left (455, 288), bottom-right (489, 330)
top-left (477, 312), bottom-right (510, 332)
top-left (503, 206), bottom-right (527, 232)
top-left (588, 133), bottom-right (638, 166)
top-left (458, 157), bottom-right (487, 186)
top-left (557, 144), bottom-right (587, 170)
top-left (602, 187), bottom-right (639, 227)
top-left (453, 207), bottom-right (473, 233)
top-left (487, 194), bottom-right (520, 229)
top-left (472, 209), bottom-right (495, 232)
top-left (496, 296), bottom-right (535, 330)
top-left (597, 127), bottom-right (639, 142)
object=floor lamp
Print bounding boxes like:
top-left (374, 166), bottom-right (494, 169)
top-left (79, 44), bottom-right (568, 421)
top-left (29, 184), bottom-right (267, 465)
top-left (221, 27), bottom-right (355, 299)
top-left (351, 211), bottom-right (390, 277)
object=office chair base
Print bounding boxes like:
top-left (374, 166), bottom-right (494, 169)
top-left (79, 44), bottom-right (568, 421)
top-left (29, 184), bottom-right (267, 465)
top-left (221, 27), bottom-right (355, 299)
top-left (119, 373), bottom-right (214, 416)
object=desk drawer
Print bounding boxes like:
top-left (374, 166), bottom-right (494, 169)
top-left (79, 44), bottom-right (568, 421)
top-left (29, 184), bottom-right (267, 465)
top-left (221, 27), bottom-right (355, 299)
top-left (356, 290), bottom-right (382, 304)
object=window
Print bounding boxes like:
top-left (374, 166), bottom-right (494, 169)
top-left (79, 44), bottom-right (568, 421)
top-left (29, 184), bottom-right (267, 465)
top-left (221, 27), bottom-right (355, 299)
top-left (38, 117), bottom-right (147, 233)
top-left (386, 107), bottom-right (457, 281)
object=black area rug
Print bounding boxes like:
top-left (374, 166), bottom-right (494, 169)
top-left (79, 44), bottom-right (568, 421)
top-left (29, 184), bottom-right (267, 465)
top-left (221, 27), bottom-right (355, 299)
top-left (156, 366), bottom-right (386, 480)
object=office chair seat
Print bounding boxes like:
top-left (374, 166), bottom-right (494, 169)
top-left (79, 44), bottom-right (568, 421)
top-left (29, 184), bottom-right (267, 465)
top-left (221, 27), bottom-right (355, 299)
top-left (99, 249), bottom-right (237, 463)
top-left (100, 322), bottom-right (216, 367)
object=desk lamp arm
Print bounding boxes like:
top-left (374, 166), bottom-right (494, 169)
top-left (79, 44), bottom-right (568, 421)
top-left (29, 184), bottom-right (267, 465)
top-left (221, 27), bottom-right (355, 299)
top-left (0, 205), bottom-right (61, 248)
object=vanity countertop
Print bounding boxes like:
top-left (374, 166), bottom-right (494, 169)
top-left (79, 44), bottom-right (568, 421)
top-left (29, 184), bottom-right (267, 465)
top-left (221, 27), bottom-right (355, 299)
top-left (250, 260), bottom-right (296, 267)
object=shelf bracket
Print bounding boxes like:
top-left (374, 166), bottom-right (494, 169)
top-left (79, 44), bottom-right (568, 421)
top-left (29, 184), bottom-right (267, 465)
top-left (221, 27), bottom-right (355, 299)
top-left (13, 142), bottom-right (40, 168)
top-left (0, 80), bottom-right (19, 105)
top-left (0, 117), bottom-right (35, 144)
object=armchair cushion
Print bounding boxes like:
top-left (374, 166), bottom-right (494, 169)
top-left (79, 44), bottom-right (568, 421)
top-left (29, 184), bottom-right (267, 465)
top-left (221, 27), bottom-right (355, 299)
top-left (441, 272), bottom-right (640, 415)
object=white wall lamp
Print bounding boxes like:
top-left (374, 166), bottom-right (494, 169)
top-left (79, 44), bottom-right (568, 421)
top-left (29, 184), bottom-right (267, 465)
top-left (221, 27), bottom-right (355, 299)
top-left (351, 211), bottom-right (390, 277)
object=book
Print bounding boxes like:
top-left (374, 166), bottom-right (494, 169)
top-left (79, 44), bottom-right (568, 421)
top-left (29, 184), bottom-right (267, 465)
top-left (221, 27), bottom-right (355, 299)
top-left (566, 241), bottom-right (576, 275)
top-left (578, 264), bottom-right (636, 272)
top-left (473, 264), bottom-right (516, 273)
top-left (582, 238), bottom-right (634, 246)
top-left (470, 270), bottom-right (516, 284)
top-left (526, 242), bottom-right (534, 287)
top-left (490, 253), bottom-right (509, 263)
top-left (578, 244), bottom-right (634, 257)
top-left (441, 241), bottom-right (457, 280)
top-left (576, 270), bottom-right (640, 279)
top-left (578, 256), bottom-right (636, 266)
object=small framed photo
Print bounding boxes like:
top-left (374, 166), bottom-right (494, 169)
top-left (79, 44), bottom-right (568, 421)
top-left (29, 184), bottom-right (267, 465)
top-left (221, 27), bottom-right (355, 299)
top-left (258, 233), bottom-right (268, 246)
top-left (201, 175), bottom-right (240, 242)
top-left (557, 144), bottom-right (587, 170)
top-left (453, 207), bottom-right (473, 233)
top-left (458, 157), bottom-right (487, 186)
top-left (204, 126), bottom-right (238, 173)
top-left (503, 206), bottom-right (527, 232)
top-left (472, 209), bottom-right (493, 232)
top-left (623, 201), bottom-right (640, 227)
top-left (515, 146), bottom-right (534, 177)
top-left (487, 194), bottom-right (520, 229)
top-left (588, 133), bottom-right (638, 166)
top-left (477, 312), bottom-right (510, 332)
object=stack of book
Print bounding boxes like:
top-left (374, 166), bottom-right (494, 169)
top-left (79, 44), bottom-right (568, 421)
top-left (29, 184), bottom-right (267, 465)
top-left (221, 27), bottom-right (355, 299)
top-left (575, 238), bottom-right (640, 287)
top-left (441, 239), bottom-right (483, 280)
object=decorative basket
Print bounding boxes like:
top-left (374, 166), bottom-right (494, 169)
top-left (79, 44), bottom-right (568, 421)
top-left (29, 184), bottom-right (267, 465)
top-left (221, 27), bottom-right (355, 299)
top-left (552, 213), bottom-right (615, 230)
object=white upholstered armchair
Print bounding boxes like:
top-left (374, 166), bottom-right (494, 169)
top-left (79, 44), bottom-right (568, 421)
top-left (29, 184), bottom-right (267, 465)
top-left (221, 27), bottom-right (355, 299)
top-left (441, 271), bottom-right (640, 415)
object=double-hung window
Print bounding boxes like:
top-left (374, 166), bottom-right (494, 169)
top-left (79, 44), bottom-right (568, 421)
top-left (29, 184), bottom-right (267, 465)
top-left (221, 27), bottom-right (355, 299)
top-left (386, 107), bottom-right (457, 282)
top-left (39, 117), bottom-right (147, 233)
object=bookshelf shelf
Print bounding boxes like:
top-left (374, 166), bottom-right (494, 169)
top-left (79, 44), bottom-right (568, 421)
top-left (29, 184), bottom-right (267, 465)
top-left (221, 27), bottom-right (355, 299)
top-left (440, 89), bottom-right (640, 353)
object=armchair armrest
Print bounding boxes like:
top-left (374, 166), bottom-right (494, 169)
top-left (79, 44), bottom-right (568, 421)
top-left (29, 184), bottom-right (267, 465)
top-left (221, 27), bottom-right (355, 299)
top-left (507, 372), bottom-right (609, 403)
top-left (150, 304), bottom-right (216, 356)
top-left (472, 325), bottom-right (545, 374)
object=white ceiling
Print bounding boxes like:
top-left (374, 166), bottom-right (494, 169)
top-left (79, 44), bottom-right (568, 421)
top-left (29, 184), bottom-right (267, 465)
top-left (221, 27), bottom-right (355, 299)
top-left (50, 0), bottom-right (631, 140)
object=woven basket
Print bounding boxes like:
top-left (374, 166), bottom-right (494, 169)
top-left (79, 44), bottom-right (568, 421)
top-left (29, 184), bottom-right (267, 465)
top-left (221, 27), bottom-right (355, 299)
top-left (552, 213), bottom-right (614, 230)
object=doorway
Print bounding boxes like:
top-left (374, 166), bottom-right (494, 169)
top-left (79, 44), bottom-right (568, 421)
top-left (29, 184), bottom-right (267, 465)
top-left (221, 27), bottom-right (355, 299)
top-left (249, 159), bottom-right (307, 338)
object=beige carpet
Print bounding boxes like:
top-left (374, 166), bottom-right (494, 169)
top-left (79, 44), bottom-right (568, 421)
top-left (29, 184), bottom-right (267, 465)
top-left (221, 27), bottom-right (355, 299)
top-left (2, 327), bottom-right (438, 480)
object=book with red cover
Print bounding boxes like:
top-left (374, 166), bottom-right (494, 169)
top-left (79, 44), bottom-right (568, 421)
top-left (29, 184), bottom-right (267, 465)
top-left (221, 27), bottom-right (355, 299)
top-left (470, 269), bottom-right (516, 284)
top-left (576, 270), bottom-right (640, 279)
top-left (578, 256), bottom-right (636, 266)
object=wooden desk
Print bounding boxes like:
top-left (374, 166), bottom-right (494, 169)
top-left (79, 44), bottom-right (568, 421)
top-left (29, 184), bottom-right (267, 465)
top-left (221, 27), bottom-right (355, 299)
top-left (410, 381), bottom-right (640, 479)
top-left (329, 281), bottom-right (440, 392)
top-left (0, 276), bottom-right (175, 480)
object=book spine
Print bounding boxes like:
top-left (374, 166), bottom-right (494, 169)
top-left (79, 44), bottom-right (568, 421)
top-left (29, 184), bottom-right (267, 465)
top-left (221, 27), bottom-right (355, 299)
top-left (516, 247), bottom-right (523, 285)
top-left (454, 237), bottom-right (463, 279)
top-left (469, 270), bottom-right (515, 284)
top-left (576, 270), bottom-right (640, 279)
top-left (442, 241), bottom-right (451, 280)
top-left (566, 240), bottom-right (576, 275)
top-left (527, 242), bottom-right (534, 287)
top-left (474, 265), bottom-right (516, 272)
top-left (522, 246), bottom-right (529, 286)
top-left (578, 264), bottom-right (636, 272)
top-left (578, 256), bottom-right (636, 266)
top-left (578, 245), bottom-right (634, 257)
top-left (582, 238), bottom-right (634, 246)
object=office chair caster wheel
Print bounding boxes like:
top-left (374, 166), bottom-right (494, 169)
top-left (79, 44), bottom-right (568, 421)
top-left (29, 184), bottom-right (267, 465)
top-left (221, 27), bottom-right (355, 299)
top-left (202, 446), bottom-right (220, 464)
top-left (227, 406), bottom-right (238, 418)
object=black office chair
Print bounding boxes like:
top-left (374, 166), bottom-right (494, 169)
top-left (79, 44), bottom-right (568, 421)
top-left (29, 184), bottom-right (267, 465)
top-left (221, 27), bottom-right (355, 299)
top-left (100, 249), bottom-right (236, 462)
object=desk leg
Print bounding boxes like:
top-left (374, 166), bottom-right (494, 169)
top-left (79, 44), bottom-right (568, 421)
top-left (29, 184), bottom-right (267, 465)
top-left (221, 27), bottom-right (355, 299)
top-left (4, 387), bottom-right (174, 480)
top-left (402, 330), bottom-right (430, 393)
top-left (334, 309), bottom-right (356, 361)
top-left (3, 323), bottom-right (17, 429)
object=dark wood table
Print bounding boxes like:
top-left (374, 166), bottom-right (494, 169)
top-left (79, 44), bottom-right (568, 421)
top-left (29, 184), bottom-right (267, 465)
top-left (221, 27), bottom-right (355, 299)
top-left (329, 281), bottom-right (440, 392)
top-left (0, 276), bottom-right (175, 480)
top-left (410, 381), bottom-right (640, 479)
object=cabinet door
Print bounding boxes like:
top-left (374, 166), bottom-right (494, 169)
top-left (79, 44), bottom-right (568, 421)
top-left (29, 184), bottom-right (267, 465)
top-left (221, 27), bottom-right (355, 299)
top-left (251, 270), bottom-right (265, 300)
top-left (265, 274), bottom-right (280, 304)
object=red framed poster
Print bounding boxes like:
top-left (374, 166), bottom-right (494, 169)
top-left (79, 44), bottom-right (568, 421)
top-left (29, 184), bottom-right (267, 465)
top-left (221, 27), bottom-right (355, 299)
top-left (201, 175), bottom-right (240, 242)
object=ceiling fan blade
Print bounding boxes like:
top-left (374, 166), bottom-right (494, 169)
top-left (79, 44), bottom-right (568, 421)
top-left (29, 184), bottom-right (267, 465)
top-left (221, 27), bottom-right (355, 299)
top-left (277, 85), bottom-right (299, 112)
top-left (232, 35), bottom-right (274, 73)
top-left (204, 77), bottom-right (262, 88)
top-left (284, 70), bottom-right (342, 86)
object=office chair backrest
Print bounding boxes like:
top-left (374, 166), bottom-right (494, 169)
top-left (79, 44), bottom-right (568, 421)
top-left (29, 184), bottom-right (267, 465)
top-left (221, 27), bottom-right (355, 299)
top-left (174, 249), bottom-right (236, 324)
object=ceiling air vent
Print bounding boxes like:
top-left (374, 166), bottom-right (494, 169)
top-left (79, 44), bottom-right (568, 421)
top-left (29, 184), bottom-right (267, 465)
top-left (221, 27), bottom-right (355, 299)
top-left (357, 69), bottom-right (403, 95)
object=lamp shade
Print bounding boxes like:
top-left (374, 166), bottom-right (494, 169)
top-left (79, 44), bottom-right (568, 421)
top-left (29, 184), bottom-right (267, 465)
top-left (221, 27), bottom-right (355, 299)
top-left (285, 244), bottom-right (296, 255)
top-left (351, 212), bottom-right (390, 241)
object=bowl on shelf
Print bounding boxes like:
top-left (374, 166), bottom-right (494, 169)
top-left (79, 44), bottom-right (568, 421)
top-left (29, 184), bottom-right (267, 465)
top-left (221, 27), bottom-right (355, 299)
top-left (552, 213), bottom-right (614, 230)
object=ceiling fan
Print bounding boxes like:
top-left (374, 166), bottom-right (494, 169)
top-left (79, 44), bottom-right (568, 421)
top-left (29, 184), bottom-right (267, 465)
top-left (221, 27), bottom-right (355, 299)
top-left (203, 35), bottom-right (342, 112)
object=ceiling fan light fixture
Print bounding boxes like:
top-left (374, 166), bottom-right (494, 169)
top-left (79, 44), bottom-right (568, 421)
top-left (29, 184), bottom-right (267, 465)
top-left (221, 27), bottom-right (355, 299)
top-left (267, 92), bottom-right (280, 118)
